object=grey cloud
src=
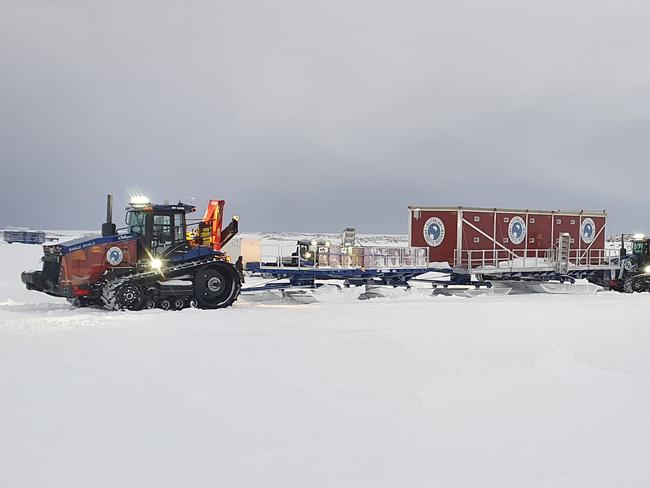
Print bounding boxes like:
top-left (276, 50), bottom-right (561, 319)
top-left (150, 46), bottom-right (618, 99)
top-left (1, 0), bottom-right (649, 235)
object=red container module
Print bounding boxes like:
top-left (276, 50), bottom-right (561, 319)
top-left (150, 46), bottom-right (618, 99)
top-left (408, 206), bottom-right (607, 268)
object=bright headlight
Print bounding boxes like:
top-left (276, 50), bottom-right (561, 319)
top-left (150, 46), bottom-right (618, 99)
top-left (304, 252), bottom-right (312, 259)
top-left (130, 195), bottom-right (150, 205)
top-left (150, 258), bottom-right (162, 270)
top-left (644, 265), bottom-right (650, 274)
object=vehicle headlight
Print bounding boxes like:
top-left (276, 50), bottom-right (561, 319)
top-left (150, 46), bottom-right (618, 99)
top-left (130, 195), bottom-right (150, 205)
top-left (644, 265), bottom-right (650, 274)
top-left (150, 258), bottom-right (162, 270)
top-left (304, 252), bottom-right (312, 259)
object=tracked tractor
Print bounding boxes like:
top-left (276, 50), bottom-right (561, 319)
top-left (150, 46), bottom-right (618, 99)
top-left (588, 234), bottom-right (650, 293)
top-left (21, 195), bottom-right (241, 310)
top-left (617, 234), bottom-right (650, 292)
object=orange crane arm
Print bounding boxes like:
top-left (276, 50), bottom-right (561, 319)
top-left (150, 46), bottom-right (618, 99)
top-left (201, 200), bottom-right (225, 251)
top-left (200, 200), bottom-right (239, 251)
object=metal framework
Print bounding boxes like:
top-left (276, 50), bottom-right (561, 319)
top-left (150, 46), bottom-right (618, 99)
top-left (453, 248), bottom-right (619, 275)
top-left (244, 245), bottom-right (448, 292)
top-left (243, 263), bottom-right (446, 292)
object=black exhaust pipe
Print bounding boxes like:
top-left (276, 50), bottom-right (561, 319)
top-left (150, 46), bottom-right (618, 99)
top-left (620, 233), bottom-right (626, 258)
top-left (101, 194), bottom-right (116, 237)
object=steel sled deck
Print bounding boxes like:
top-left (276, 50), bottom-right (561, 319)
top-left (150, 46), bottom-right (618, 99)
top-left (244, 262), bottom-right (454, 292)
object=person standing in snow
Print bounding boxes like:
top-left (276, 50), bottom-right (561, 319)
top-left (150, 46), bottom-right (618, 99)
top-left (235, 256), bottom-right (245, 283)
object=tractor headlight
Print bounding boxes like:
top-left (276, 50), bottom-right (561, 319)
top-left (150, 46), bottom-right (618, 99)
top-left (304, 252), bottom-right (312, 259)
top-left (150, 258), bottom-right (162, 270)
top-left (130, 195), bottom-right (150, 205)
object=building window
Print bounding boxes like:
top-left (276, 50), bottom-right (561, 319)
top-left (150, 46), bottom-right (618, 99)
top-left (474, 216), bottom-right (480, 222)
top-left (503, 217), bottom-right (509, 223)
top-left (473, 237), bottom-right (480, 243)
top-left (570, 219), bottom-right (576, 225)
top-left (529, 218), bottom-right (535, 224)
top-left (556, 219), bottom-right (562, 224)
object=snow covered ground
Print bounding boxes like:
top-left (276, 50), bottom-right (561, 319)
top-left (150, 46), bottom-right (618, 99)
top-left (1, 236), bottom-right (650, 487)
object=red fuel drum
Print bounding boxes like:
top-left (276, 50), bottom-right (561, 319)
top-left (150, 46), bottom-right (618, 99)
top-left (59, 239), bottom-right (139, 290)
top-left (408, 206), bottom-right (607, 265)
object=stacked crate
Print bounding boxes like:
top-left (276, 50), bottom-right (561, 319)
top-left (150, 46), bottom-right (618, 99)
top-left (342, 247), bottom-right (365, 268)
top-left (318, 246), bottom-right (428, 269)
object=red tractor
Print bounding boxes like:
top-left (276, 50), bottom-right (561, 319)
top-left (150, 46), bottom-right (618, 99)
top-left (22, 195), bottom-right (241, 310)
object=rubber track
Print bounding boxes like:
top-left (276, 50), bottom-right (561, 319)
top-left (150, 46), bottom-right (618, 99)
top-left (100, 258), bottom-right (221, 310)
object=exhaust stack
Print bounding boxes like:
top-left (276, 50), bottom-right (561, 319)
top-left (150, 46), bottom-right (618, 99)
top-left (101, 194), bottom-right (117, 237)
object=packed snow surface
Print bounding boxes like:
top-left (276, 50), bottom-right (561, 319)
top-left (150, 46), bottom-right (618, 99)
top-left (1, 235), bottom-right (649, 487)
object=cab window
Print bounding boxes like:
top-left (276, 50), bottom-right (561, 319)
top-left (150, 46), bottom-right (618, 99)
top-left (152, 214), bottom-right (173, 254)
top-left (174, 213), bottom-right (185, 243)
top-left (633, 241), bottom-right (647, 255)
top-left (127, 211), bottom-right (147, 236)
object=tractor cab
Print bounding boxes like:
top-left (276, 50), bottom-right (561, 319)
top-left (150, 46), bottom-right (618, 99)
top-left (631, 235), bottom-right (650, 269)
top-left (125, 199), bottom-right (195, 257)
top-left (124, 196), bottom-right (239, 266)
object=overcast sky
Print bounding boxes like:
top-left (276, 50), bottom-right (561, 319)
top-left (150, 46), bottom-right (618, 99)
top-left (1, 0), bottom-right (649, 234)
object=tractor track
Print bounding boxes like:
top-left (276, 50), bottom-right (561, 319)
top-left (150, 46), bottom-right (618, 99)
top-left (99, 257), bottom-right (224, 310)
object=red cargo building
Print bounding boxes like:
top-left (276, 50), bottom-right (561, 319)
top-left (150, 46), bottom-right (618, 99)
top-left (408, 206), bottom-right (607, 268)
